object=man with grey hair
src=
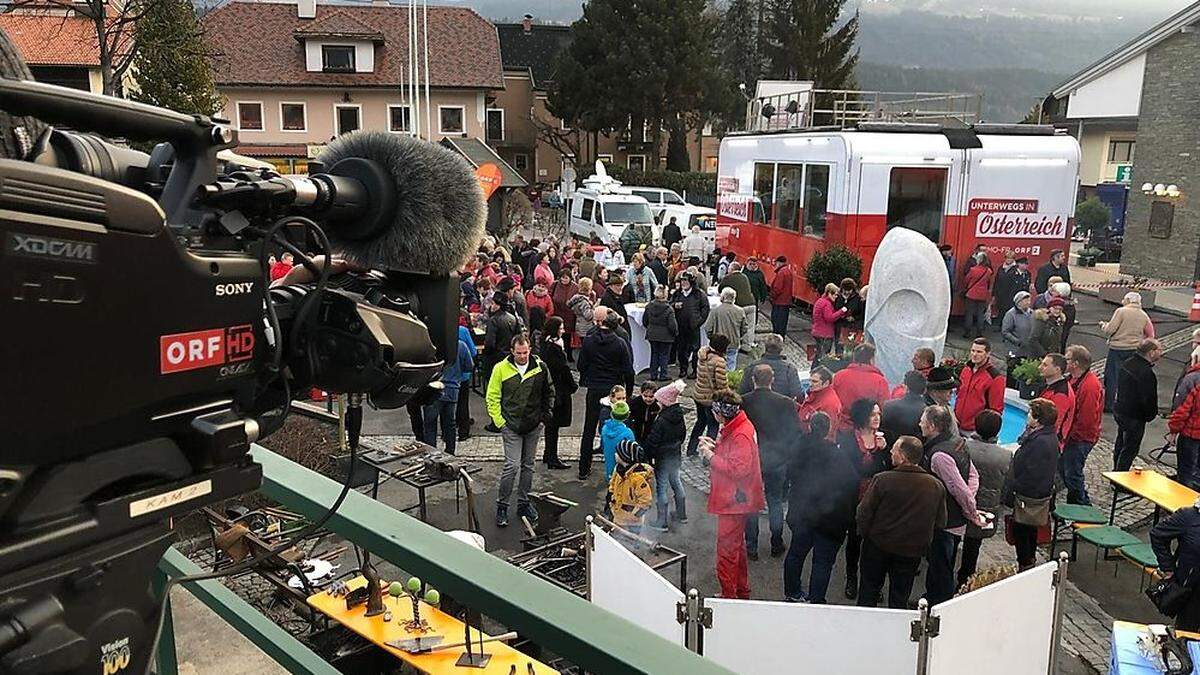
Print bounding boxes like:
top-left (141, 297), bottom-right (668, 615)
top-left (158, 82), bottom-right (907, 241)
top-left (649, 246), bottom-right (670, 285)
top-left (704, 287), bottom-right (748, 370)
top-left (1101, 290), bottom-right (1154, 411)
top-left (739, 334), bottom-right (802, 399)
top-left (719, 261), bottom-right (759, 350)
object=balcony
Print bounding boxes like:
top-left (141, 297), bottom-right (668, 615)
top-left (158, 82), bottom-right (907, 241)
top-left (744, 88), bottom-right (984, 133)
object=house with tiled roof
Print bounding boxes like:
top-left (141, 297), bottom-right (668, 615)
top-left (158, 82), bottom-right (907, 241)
top-left (201, 0), bottom-right (510, 173)
top-left (492, 15), bottom-right (721, 189)
top-left (0, 6), bottom-right (103, 92)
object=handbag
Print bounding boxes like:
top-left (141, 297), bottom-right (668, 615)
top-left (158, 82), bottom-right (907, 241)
top-left (1146, 573), bottom-right (1193, 618)
top-left (1013, 493), bottom-right (1052, 527)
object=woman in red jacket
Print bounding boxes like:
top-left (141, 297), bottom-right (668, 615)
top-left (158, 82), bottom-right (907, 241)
top-left (962, 252), bottom-right (994, 339)
top-left (700, 390), bottom-right (766, 599)
top-left (811, 283), bottom-right (847, 363)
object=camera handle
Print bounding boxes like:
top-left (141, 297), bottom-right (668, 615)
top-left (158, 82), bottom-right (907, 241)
top-left (0, 79), bottom-right (234, 225)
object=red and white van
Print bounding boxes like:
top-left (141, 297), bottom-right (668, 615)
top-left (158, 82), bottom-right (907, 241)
top-left (714, 123), bottom-right (1081, 307)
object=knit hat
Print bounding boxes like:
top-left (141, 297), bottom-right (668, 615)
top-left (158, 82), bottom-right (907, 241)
top-left (926, 366), bottom-right (956, 391)
top-left (655, 380), bottom-right (687, 407)
top-left (497, 277), bottom-right (516, 293)
top-left (1048, 297), bottom-right (1065, 308)
top-left (611, 400), bottom-right (630, 420)
top-left (1013, 290), bottom-right (1031, 306)
top-left (616, 439), bottom-right (643, 466)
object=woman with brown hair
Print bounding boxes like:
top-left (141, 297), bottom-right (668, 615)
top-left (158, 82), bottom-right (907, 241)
top-left (1003, 398), bottom-right (1059, 570)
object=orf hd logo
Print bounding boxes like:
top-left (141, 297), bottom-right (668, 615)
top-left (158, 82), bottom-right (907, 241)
top-left (160, 325), bottom-right (255, 374)
top-left (100, 637), bottom-right (131, 675)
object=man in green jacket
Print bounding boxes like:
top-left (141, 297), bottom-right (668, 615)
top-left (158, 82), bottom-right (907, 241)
top-left (719, 261), bottom-right (758, 350)
top-left (744, 256), bottom-right (770, 307)
top-left (486, 334), bottom-right (555, 527)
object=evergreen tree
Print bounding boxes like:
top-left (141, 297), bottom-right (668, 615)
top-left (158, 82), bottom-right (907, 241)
top-left (720, 0), bottom-right (765, 92)
top-left (763, 0), bottom-right (859, 90)
top-left (666, 118), bottom-right (690, 171)
top-left (130, 0), bottom-right (221, 115)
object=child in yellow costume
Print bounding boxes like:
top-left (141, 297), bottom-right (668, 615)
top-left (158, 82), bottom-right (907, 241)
top-left (608, 440), bottom-right (655, 533)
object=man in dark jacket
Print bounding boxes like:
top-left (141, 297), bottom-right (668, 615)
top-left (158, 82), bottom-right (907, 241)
top-left (662, 216), bottom-right (683, 249)
top-left (649, 247), bottom-right (670, 285)
top-left (628, 381), bottom-right (661, 443)
top-left (856, 436), bottom-right (948, 609)
top-left (484, 292), bottom-right (522, 383)
top-left (993, 255), bottom-right (1031, 319)
top-left (486, 335), bottom-right (555, 527)
top-left (738, 333), bottom-right (803, 399)
top-left (742, 365), bottom-right (801, 558)
top-left (599, 273), bottom-right (632, 323)
top-left (881, 370), bottom-right (928, 447)
top-left (785, 411), bottom-right (858, 603)
top-left (647, 382), bottom-right (689, 529)
top-left (1114, 338), bottom-right (1163, 471)
top-left (671, 273), bottom-right (710, 378)
top-left (1034, 249), bottom-right (1071, 294)
top-left (919, 405), bottom-right (980, 605)
top-left (956, 410), bottom-right (1011, 587)
top-left (744, 257), bottom-right (770, 308)
top-left (577, 317), bottom-right (634, 480)
top-left (1151, 500), bottom-right (1200, 630)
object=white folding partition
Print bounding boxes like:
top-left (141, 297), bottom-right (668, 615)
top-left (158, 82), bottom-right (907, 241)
top-left (588, 524), bottom-right (687, 646)
top-left (926, 561), bottom-right (1059, 675)
top-left (704, 599), bottom-right (920, 675)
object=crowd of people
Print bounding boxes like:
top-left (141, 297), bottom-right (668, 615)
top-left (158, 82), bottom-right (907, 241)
top-left (410, 230), bottom-right (1200, 615)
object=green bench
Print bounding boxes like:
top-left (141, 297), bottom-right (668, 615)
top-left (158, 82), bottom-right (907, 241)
top-left (1051, 504), bottom-right (1108, 560)
top-left (1076, 525), bottom-right (1141, 571)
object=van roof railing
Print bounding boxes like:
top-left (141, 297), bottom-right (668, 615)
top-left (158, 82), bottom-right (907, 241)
top-left (743, 89), bottom-right (984, 133)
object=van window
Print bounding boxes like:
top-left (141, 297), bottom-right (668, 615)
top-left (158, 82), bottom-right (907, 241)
top-left (632, 190), bottom-right (659, 203)
top-left (580, 198), bottom-right (595, 222)
top-left (604, 202), bottom-right (653, 224)
top-left (887, 167), bottom-right (947, 242)
top-left (692, 214), bottom-right (716, 230)
top-left (774, 163), bottom-right (804, 232)
top-left (753, 163), bottom-right (775, 225)
top-left (804, 164), bottom-right (830, 238)
top-left (663, 192), bottom-right (685, 205)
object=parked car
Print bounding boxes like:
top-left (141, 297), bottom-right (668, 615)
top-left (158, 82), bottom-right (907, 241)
top-left (628, 186), bottom-right (687, 208)
top-left (654, 204), bottom-right (717, 254)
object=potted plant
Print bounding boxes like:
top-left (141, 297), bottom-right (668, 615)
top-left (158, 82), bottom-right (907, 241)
top-left (1011, 358), bottom-right (1044, 400)
top-left (1077, 247), bottom-right (1101, 268)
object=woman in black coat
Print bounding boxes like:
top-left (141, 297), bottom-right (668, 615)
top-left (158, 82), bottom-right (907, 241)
top-left (833, 278), bottom-right (864, 357)
top-left (538, 317), bottom-right (576, 470)
top-left (785, 412), bottom-right (859, 603)
top-left (1003, 397), bottom-right (1059, 570)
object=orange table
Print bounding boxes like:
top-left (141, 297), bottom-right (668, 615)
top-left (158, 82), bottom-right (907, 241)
top-left (1103, 470), bottom-right (1199, 524)
top-left (308, 577), bottom-right (557, 674)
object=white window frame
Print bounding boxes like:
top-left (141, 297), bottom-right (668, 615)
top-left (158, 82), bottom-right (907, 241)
top-left (438, 105), bottom-right (466, 135)
top-left (333, 103), bottom-right (362, 136)
top-left (513, 153), bottom-right (529, 171)
top-left (485, 108), bottom-right (505, 142)
top-left (321, 44), bottom-right (356, 73)
top-left (236, 101), bottom-right (264, 131)
top-left (597, 153), bottom-right (614, 163)
top-left (387, 104), bottom-right (412, 134)
top-left (627, 154), bottom-right (647, 171)
top-left (560, 118), bottom-right (571, 131)
top-left (279, 101), bottom-right (307, 133)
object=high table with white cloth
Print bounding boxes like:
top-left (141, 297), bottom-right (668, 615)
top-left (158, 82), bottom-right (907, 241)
top-left (625, 290), bottom-right (720, 374)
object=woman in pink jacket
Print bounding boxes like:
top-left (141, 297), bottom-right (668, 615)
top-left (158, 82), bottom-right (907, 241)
top-left (811, 283), bottom-right (847, 362)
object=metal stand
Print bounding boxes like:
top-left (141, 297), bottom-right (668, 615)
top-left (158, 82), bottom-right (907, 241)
top-left (1048, 552), bottom-right (1070, 675)
top-left (911, 598), bottom-right (937, 675)
top-left (455, 609), bottom-right (491, 668)
top-left (584, 516), bottom-right (594, 601)
top-left (676, 589), bottom-right (710, 655)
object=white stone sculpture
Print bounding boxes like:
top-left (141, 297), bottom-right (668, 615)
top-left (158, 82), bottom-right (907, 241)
top-left (863, 227), bottom-right (950, 386)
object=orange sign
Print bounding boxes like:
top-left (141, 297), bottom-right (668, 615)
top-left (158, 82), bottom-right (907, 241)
top-left (476, 163), bottom-right (503, 200)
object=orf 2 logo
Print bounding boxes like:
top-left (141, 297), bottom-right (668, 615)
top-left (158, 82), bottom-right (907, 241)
top-left (160, 325), bottom-right (255, 374)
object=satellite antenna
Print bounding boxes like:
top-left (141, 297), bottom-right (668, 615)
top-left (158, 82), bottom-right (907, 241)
top-left (594, 159), bottom-right (607, 178)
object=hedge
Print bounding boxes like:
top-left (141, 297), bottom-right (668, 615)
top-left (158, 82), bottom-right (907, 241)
top-left (605, 165), bottom-right (717, 207)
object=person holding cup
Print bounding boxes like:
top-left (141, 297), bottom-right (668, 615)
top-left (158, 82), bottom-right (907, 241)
top-left (837, 399), bottom-right (892, 599)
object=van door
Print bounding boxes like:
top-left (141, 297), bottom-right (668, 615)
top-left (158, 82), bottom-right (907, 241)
top-left (855, 162), bottom-right (952, 246)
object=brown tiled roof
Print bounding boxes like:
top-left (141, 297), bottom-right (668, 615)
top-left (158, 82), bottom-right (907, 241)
top-left (293, 11), bottom-right (383, 41)
top-left (203, 1), bottom-right (503, 89)
top-left (0, 13), bottom-right (100, 66)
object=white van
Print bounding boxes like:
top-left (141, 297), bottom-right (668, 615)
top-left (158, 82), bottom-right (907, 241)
top-left (655, 204), bottom-right (717, 254)
top-left (569, 163), bottom-right (656, 246)
top-left (627, 186), bottom-right (687, 207)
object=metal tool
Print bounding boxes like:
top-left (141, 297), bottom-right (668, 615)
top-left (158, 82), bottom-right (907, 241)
top-left (400, 631), bottom-right (518, 655)
top-left (386, 635), bottom-right (446, 652)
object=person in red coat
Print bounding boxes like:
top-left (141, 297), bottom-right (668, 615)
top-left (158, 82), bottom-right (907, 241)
top-left (549, 268), bottom-right (579, 360)
top-left (798, 366), bottom-right (842, 439)
top-left (811, 283), bottom-right (847, 362)
top-left (1038, 353), bottom-right (1075, 448)
top-left (525, 284), bottom-right (555, 334)
top-left (961, 251), bottom-right (994, 339)
top-left (831, 343), bottom-right (891, 429)
top-left (269, 252), bottom-right (294, 281)
top-left (891, 347), bottom-right (935, 399)
top-left (700, 390), bottom-right (766, 599)
top-left (1064, 345), bottom-right (1104, 503)
top-left (1170, 359), bottom-right (1200, 491)
top-left (768, 256), bottom-right (795, 337)
top-left (953, 337), bottom-right (1006, 433)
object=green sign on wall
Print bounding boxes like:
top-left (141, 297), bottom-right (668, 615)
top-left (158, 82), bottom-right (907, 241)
top-left (1115, 164), bottom-right (1133, 183)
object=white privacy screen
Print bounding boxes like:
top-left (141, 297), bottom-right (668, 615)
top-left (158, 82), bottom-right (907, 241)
top-left (704, 598), bottom-right (919, 674)
top-left (588, 524), bottom-right (686, 646)
top-left (927, 562), bottom-right (1057, 675)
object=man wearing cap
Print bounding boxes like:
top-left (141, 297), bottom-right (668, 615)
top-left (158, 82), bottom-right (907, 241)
top-left (599, 271), bottom-right (632, 323)
top-left (924, 366), bottom-right (960, 436)
top-left (498, 276), bottom-right (529, 326)
top-left (671, 272), bottom-right (710, 379)
top-left (993, 252), bottom-right (1027, 319)
top-left (699, 390), bottom-right (766, 599)
top-left (768, 256), bottom-right (795, 336)
top-left (1035, 249), bottom-right (1071, 294)
top-left (1002, 291), bottom-right (1034, 358)
top-left (739, 333), bottom-right (803, 399)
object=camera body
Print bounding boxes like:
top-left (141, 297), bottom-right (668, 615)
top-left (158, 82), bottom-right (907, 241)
top-left (0, 78), bottom-right (463, 674)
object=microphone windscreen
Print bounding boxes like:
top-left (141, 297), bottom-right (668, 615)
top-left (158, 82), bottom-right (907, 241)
top-left (318, 131), bottom-right (486, 276)
top-left (0, 27), bottom-right (48, 160)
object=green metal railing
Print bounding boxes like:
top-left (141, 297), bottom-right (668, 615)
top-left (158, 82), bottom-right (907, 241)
top-left (155, 445), bottom-right (731, 674)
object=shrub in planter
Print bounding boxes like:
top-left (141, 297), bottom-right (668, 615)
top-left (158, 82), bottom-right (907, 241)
top-left (804, 245), bottom-right (863, 295)
top-left (1011, 358), bottom-right (1044, 400)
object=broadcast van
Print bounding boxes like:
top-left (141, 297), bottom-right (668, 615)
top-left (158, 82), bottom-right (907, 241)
top-left (569, 163), bottom-right (656, 246)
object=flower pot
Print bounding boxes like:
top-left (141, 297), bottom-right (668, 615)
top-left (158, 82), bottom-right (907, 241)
top-left (1018, 381), bottom-right (1041, 400)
